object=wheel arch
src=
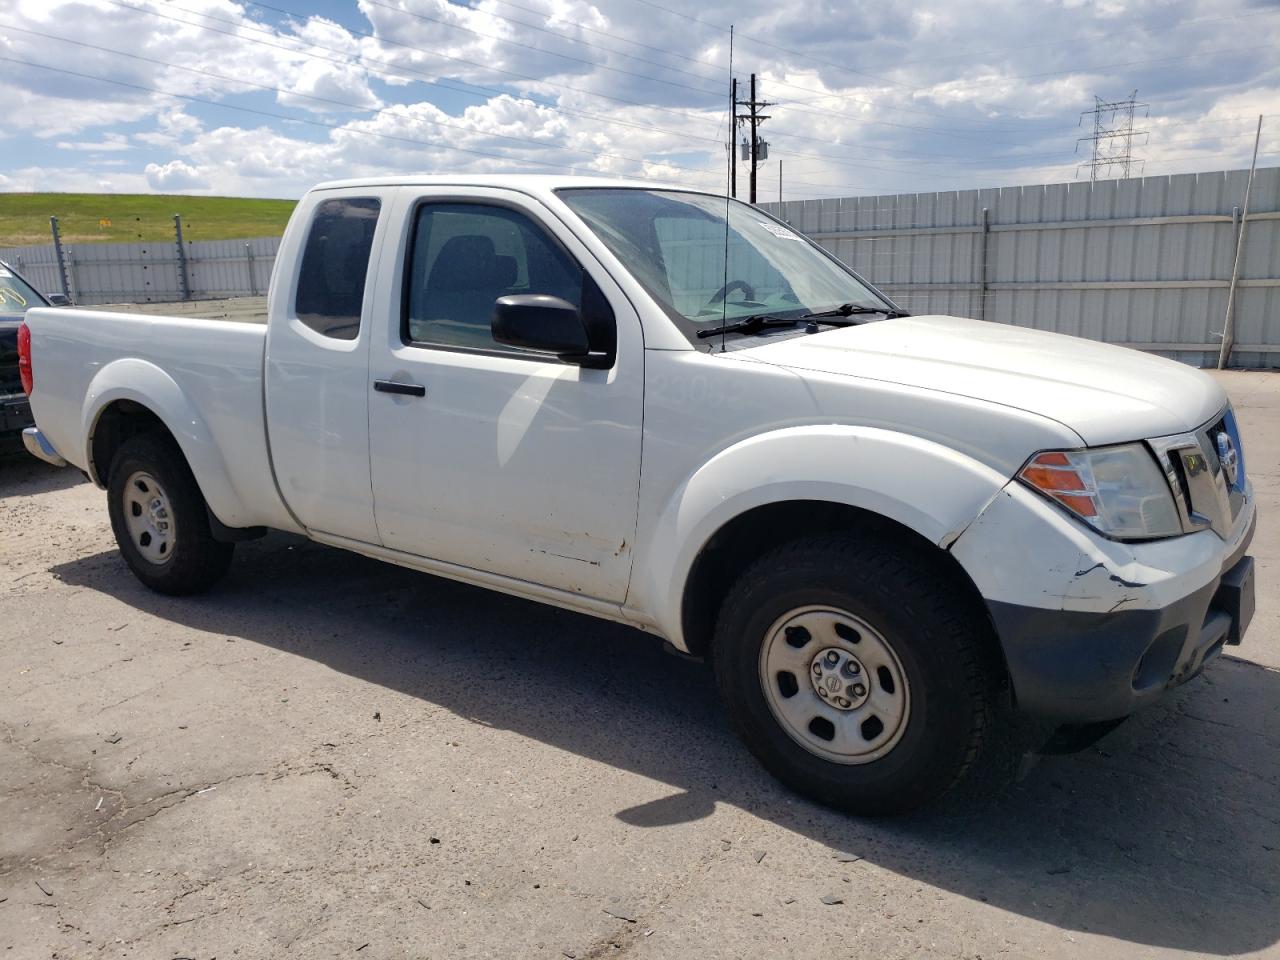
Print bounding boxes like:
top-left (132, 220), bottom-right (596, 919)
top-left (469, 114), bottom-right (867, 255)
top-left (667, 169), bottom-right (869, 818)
top-left (83, 359), bottom-right (247, 527)
top-left (679, 500), bottom-right (1004, 674)
top-left (635, 426), bottom-right (1011, 662)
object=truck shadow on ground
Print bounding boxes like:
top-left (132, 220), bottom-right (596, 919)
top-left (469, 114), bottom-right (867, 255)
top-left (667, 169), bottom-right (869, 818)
top-left (52, 533), bottom-right (1280, 955)
top-left (0, 450), bottom-right (87, 493)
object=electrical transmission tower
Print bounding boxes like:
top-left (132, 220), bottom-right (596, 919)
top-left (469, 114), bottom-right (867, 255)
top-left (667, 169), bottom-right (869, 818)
top-left (1077, 91), bottom-right (1149, 180)
top-left (734, 74), bottom-right (773, 204)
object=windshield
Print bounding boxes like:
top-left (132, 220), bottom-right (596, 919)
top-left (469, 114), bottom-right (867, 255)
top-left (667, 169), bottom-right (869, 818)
top-left (557, 188), bottom-right (891, 340)
top-left (0, 263), bottom-right (46, 314)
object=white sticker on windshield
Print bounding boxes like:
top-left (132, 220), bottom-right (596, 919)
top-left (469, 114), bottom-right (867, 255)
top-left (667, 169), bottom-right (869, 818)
top-left (756, 220), bottom-right (802, 241)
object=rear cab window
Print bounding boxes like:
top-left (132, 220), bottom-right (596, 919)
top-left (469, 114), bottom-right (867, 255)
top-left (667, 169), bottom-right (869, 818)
top-left (295, 197), bottom-right (381, 340)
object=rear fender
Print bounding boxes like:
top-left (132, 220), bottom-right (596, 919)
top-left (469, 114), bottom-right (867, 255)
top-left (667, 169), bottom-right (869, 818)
top-left (82, 358), bottom-right (249, 527)
top-left (636, 425), bottom-right (1010, 648)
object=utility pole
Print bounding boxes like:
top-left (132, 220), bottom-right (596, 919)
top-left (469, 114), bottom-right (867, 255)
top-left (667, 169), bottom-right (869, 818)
top-left (1218, 115), bottom-right (1264, 369)
top-left (1077, 91), bottom-right (1148, 180)
top-left (736, 73), bottom-right (772, 204)
top-left (729, 77), bottom-right (738, 199)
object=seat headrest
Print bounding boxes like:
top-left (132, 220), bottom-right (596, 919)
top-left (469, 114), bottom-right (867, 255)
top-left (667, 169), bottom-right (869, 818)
top-left (429, 235), bottom-right (498, 291)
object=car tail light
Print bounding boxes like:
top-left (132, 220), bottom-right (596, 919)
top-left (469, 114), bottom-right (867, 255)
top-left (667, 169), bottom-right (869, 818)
top-left (17, 321), bottom-right (33, 395)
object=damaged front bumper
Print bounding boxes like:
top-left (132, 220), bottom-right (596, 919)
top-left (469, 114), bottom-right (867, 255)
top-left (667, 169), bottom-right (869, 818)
top-left (951, 480), bottom-right (1257, 724)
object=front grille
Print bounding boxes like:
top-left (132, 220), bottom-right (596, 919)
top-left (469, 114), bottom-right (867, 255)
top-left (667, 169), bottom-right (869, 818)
top-left (1148, 406), bottom-right (1245, 538)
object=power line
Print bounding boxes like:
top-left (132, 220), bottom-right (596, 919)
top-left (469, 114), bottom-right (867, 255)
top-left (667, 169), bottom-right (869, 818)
top-left (356, 0), bottom-right (725, 98)
top-left (777, 124), bottom-right (1268, 174)
top-left (0, 14), bottom-right (1193, 188)
top-left (0, 23), bottom-right (732, 181)
top-left (392, 0), bottom-right (1280, 147)
top-left (625, 0), bottom-right (915, 91)
top-left (0, 54), bottom-right (590, 173)
top-left (499, 0), bottom-right (1267, 139)
top-left (8, 45), bottom-right (1265, 201)
top-left (111, 0), bottom-right (729, 136)
top-left (483, 0), bottom-right (730, 74)
top-left (111, 0), bottom-right (1073, 170)
top-left (12, 1), bottom-right (1273, 197)
top-left (0, 49), bottom-right (870, 196)
top-left (108, 0), bottom-right (1224, 165)
top-left (1, 53), bottom-right (809, 189)
top-left (382, 0), bottom-right (1277, 149)
top-left (1009, 43), bottom-right (1276, 82)
top-left (886, 5), bottom-right (1280, 67)
top-left (612, 0), bottom-right (1279, 136)
top-left (364, 0), bottom-right (1067, 132)
top-left (356, 0), bottom-right (730, 92)
top-left (370, 0), bottom-right (1039, 133)
top-left (762, 80), bottom-right (1065, 129)
top-left (765, 128), bottom-right (1067, 163)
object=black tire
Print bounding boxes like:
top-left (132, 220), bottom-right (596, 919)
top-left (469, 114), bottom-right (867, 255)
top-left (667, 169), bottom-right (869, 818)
top-left (106, 433), bottom-right (234, 595)
top-left (712, 533), bottom-right (998, 816)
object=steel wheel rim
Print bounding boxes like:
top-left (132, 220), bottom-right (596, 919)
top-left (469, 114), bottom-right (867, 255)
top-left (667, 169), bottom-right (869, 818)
top-left (758, 605), bottom-right (911, 764)
top-left (122, 471), bottom-right (177, 565)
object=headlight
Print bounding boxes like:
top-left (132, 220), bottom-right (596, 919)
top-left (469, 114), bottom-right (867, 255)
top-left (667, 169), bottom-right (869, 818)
top-left (1018, 443), bottom-right (1182, 540)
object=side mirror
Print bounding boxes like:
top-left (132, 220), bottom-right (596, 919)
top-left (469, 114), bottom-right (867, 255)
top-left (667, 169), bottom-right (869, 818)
top-left (492, 294), bottom-right (592, 360)
top-left (45, 294), bottom-right (71, 307)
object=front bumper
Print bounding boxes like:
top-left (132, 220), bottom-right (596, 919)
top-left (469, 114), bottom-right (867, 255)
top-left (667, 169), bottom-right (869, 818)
top-left (988, 542), bottom-right (1254, 722)
top-left (952, 477), bottom-right (1257, 724)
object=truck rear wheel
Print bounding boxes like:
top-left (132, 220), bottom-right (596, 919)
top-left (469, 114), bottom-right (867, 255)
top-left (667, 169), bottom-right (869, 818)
top-left (106, 433), bottom-right (234, 595)
top-left (712, 533), bottom-right (995, 816)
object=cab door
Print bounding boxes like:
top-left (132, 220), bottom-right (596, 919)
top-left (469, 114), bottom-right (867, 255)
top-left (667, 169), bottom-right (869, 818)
top-left (366, 188), bottom-right (643, 602)
top-left (264, 190), bottom-right (387, 543)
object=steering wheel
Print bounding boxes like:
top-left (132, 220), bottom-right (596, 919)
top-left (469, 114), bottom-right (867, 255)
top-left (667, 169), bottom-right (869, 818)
top-left (707, 279), bottom-right (756, 306)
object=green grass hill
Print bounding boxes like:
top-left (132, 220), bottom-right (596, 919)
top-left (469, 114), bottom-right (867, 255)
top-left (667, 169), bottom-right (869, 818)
top-left (0, 193), bottom-right (297, 247)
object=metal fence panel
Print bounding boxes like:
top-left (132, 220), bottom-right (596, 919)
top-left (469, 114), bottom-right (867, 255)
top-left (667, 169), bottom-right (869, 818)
top-left (763, 166), bottom-right (1279, 367)
top-left (0, 235), bottom-right (282, 306)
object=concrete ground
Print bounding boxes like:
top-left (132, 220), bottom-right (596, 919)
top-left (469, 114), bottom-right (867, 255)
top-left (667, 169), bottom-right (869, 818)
top-left (1, 371), bottom-right (1277, 960)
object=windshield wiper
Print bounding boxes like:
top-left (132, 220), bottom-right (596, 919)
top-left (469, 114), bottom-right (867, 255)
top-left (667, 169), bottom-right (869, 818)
top-left (801, 303), bottom-right (912, 325)
top-left (695, 314), bottom-right (802, 339)
top-left (695, 303), bottom-right (911, 340)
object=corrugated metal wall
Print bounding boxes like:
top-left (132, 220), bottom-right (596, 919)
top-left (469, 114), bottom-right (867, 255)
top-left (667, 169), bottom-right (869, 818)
top-left (762, 167), bottom-right (1280, 368)
top-left (0, 236), bottom-right (279, 305)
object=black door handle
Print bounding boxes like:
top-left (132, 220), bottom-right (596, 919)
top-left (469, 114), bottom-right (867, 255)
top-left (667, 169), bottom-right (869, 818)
top-left (374, 379), bottom-right (426, 397)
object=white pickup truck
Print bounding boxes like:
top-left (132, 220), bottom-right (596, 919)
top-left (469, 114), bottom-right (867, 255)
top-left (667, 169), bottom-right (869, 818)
top-left (19, 176), bottom-right (1256, 814)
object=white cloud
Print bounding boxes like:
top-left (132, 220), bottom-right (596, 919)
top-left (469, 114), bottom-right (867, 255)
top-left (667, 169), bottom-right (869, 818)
top-left (0, 165), bottom-right (149, 192)
top-left (134, 108), bottom-right (204, 148)
top-left (144, 159), bottom-right (209, 191)
top-left (55, 132), bottom-right (132, 152)
top-left (0, 0), bottom-right (1276, 201)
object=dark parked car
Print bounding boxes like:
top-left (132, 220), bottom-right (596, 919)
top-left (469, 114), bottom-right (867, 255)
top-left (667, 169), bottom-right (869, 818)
top-left (1, 261), bottom-right (65, 450)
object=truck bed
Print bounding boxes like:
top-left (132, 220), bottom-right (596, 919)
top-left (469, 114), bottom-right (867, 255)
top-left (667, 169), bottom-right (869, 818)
top-left (25, 303), bottom-right (294, 531)
top-left (88, 296), bottom-right (269, 324)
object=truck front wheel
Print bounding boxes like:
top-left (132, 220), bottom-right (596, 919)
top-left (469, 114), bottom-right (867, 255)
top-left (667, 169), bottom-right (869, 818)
top-left (106, 434), bottom-right (234, 595)
top-left (712, 533), bottom-right (996, 815)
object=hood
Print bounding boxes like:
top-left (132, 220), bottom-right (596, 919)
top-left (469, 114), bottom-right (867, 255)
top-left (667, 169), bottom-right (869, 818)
top-left (740, 315), bottom-right (1227, 446)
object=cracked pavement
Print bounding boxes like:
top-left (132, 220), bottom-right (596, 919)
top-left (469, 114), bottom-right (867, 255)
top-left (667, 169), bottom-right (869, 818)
top-left (2, 370), bottom-right (1278, 959)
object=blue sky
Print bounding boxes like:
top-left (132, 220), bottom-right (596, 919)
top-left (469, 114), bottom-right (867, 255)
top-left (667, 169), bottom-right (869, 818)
top-left (0, 0), bottom-right (1277, 199)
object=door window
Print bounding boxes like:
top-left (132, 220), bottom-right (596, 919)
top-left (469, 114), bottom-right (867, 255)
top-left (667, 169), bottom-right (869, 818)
top-left (295, 197), bottom-right (381, 340)
top-left (403, 203), bottom-right (583, 352)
